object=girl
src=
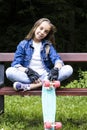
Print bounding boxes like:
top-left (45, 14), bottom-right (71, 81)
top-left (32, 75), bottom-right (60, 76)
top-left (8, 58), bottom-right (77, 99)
top-left (6, 18), bottom-right (73, 91)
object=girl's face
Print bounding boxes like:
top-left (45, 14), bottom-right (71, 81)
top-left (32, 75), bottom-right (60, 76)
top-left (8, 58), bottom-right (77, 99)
top-left (33, 21), bottom-right (51, 42)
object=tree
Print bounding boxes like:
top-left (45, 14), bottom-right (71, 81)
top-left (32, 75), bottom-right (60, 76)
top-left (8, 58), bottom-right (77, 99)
top-left (0, 0), bottom-right (87, 52)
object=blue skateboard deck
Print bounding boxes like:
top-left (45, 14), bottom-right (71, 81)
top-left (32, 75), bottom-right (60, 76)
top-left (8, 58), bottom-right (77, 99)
top-left (42, 84), bottom-right (56, 130)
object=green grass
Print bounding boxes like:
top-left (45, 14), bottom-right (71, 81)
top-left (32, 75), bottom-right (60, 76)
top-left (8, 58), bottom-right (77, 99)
top-left (0, 95), bottom-right (87, 130)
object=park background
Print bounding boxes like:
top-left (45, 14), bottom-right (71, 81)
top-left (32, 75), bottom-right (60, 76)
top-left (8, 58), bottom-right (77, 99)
top-left (0, 0), bottom-right (87, 130)
top-left (0, 0), bottom-right (87, 79)
top-left (0, 0), bottom-right (87, 53)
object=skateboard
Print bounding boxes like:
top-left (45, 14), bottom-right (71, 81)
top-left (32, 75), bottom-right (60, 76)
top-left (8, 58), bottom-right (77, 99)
top-left (44, 122), bottom-right (62, 129)
top-left (43, 80), bottom-right (60, 89)
top-left (42, 80), bottom-right (62, 130)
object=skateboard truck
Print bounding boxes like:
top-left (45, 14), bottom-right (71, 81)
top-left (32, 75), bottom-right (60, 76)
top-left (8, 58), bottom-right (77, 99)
top-left (44, 122), bottom-right (62, 129)
top-left (43, 80), bottom-right (60, 89)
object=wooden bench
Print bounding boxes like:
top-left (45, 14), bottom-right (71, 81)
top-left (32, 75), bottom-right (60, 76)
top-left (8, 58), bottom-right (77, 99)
top-left (0, 53), bottom-right (87, 114)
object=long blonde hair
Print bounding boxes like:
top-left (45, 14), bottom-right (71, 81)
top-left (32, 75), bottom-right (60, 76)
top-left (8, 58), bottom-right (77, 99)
top-left (25, 18), bottom-right (57, 44)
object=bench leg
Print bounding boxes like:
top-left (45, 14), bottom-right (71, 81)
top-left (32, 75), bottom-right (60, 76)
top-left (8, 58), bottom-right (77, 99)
top-left (0, 95), bottom-right (4, 114)
top-left (0, 64), bottom-right (4, 86)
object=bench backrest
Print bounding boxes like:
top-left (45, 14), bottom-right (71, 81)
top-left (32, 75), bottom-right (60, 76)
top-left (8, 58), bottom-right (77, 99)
top-left (0, 53), bottom-right (87, 62)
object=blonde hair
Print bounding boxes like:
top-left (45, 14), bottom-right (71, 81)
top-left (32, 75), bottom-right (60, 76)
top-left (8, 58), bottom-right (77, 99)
top-left (25, 18), bottom-right (57, 44)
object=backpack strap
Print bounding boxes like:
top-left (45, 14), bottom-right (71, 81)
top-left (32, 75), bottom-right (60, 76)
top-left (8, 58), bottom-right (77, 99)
top-left (45, 44), bottom-right (50, 56)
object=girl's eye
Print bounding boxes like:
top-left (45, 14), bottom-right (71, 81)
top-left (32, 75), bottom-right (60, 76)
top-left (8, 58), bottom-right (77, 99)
top-left (40, 27), bottom-right (43, 30)
top-left (45, 30), bottom-right (49, 34)
top-left (39, 27), bottom-right (50, 34)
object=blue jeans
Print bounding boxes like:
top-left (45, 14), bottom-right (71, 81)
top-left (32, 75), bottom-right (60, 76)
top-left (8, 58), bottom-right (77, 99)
top-left (6, 65), bottom-right (73, 83)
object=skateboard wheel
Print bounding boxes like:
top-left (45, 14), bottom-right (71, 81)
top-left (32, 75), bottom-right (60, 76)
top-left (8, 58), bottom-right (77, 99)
top-left (44, 81), bottom-right (50, 87)
top-left (44, 122), bottom-right (51, 129)
top-left (55, 122), bottom-right (62, 129)
top-left (53, 81), bottom-right (60, 88)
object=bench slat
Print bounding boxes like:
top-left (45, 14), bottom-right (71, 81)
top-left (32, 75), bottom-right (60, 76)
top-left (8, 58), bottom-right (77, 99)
top-left (60, 53), bottom-right (87, 62)
top-left (56, 88), bottom-right (87, 96)
top-left (0, 87), bottom-right (87, 96)
top-left (0, 53), bottom-right (14, 62)
top-left (0, 53), bottom-right (87, 62)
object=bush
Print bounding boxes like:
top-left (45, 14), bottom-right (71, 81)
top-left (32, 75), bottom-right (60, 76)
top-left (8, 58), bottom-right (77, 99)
top-left (62, 70), bottom-right (87, 88)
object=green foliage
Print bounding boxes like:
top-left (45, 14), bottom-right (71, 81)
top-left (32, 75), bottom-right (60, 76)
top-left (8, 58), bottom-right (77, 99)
top-left (78, 70), bottom-right (87, 88)
top-left (0, 96), bottom-right (87, 130)
top-left (0, 96), bottom-right (43, 130)
top-left (56, 96), bottom-right (87, 130)
top-left (62, 70), bottom-right (87, 88)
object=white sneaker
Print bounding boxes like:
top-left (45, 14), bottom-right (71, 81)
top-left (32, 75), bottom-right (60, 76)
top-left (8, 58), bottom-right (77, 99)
top-left (13, 82), bottom-right (30, 91)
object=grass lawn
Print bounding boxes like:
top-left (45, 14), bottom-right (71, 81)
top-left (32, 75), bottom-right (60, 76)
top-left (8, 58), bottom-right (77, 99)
top-left (0, 95), bottom-right (87, 130)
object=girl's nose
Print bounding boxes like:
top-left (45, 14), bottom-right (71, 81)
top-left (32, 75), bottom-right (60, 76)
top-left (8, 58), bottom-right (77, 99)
top-left (41, 30), bottom-right (44, 34)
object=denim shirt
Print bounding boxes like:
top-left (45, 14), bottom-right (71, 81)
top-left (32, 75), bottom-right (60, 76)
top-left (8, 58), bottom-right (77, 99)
top-left (11, 39), bottom-right (63, 72)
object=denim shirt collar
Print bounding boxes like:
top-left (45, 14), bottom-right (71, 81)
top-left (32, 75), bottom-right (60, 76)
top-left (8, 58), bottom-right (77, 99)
top-left (29, 39), bottom-right (51, 50)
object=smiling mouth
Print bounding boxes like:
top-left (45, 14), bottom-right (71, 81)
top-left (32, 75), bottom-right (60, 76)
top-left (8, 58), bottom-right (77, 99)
top-left (37, 34), bottom-right (43, 39)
